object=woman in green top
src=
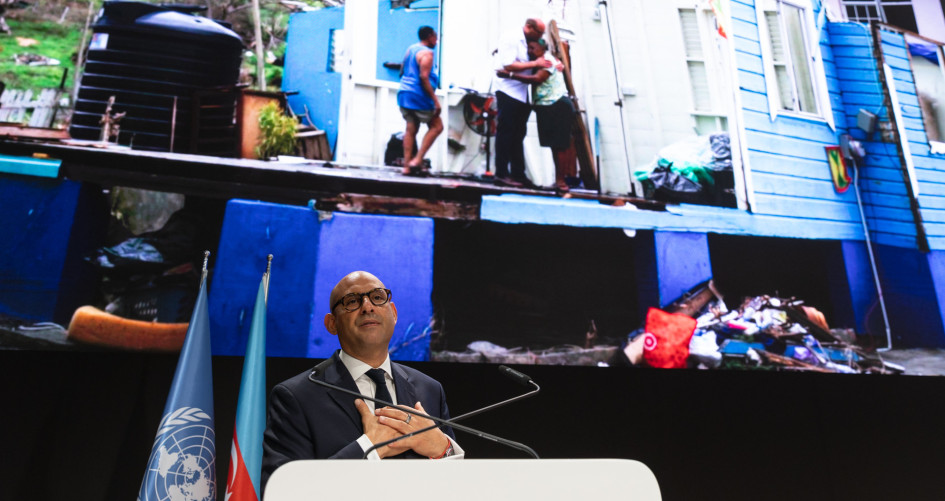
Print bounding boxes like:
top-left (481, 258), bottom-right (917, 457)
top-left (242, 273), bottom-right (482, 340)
top-left (497, 39), bottom-right (576, 194)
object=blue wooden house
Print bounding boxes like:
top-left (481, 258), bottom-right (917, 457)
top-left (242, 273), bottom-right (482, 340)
top-left (244, 0), bottom-right (945, 356)
top-left (5, 0), bottom-right (945, 360)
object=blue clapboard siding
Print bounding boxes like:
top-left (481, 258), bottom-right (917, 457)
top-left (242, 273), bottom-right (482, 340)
top-left (828, 22), bottom-right (923, 249)
top-left (733, 0), bottom-right (858, 229)
top-left (878, 27), bottom-right (945, 247)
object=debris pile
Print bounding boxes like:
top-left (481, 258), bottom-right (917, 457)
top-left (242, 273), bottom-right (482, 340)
top-left (433, 340), bottom-right (617, 366)
top-left (624, 281), bottom-right (905, 374)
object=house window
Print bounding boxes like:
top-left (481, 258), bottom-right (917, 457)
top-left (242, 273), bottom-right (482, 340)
top-left (909, 40), bottom-right (945, 148)
top-left (678, 5), bottom-right (730, 134)
top-left (762, 1), bottom-right (817, 114)
top-left (843, 1), bottom-right (918, 33)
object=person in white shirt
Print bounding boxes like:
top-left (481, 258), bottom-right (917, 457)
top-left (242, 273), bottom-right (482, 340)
top-left (497, 39), bottom-right (576, 194)
top-left (493, 18), bottom-right (552, 187)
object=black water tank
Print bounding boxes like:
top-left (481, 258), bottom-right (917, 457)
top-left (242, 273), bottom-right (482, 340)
top-left (70, 1), bottom-right (244, 153)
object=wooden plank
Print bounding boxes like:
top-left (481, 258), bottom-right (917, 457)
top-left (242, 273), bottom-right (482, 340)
top-left (829, 23), bottom-right (873, 37)
top-left (919, 208), bottom-right (945, 226)
top-left (752, 171), bottom-right (845, 200)
top-left (832, 45), bottom-right (874, 59)
top-left (833, 57), bottom-right (878, 71)
top-left (318, 193), bottom-right (479, 220)
top-left (0, 124), bottom-right (70, 140)
top-left (730, 1), bottom-right (757, 23)
top-left (549, 20), bottom-right (598, 191)
top-left (751, 192), bottom-right (861, 221)
top-left (862, 178), bottom-right (911, 196)
top-left (731, 17), bottom-right (759, 39)
top-left (748, 150), bottom-right (841, 179)
top-left (829, 34), bottom-right (874, 47)
top-left (917, 196), bottom-right (945, 210)
top-left (914, 167), bottom-right (945, 185)
top-left (733, 36), bottom-right (762, 56)
top-left (740, 89), bottom-right (769, 113)
top-left (741, 109), bottom-right (836, 142)
top-left (869, 205), bottom-right (921, 223)
top-left (879, 29), bottom-right (907, 47)
top-left (836, 70), bottom-right (885, 86)
top-left (735, 50), bottom-right (765, 75)
top-left (873, 230), bottom-right (919, 249)
top-left (867, 191), bottom-right (915, 209)
top-left (738, 70), bottom-right (767, 94)
top-left (744, 131), bottom-right (835, 160)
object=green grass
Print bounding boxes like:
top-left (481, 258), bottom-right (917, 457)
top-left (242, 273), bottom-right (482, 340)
top-left (0, 20), bottom-right (82, 92)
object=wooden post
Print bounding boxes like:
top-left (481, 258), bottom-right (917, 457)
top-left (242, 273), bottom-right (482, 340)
top-left (549, 20), bottom-right (599, 191)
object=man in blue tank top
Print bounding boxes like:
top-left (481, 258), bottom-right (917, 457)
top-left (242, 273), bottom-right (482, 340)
top-left (397, 26), bottom-right (443, 175)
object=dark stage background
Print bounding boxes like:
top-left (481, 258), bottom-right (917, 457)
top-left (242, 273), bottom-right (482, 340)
top-left (1, 349), bottom-right (943, 501)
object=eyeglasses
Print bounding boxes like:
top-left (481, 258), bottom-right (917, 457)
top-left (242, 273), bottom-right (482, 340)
top-left (332, 288), bottom-right (392, 312)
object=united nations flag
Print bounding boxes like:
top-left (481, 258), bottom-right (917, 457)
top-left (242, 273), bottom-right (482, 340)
top-left (138, 253), bottom-right (216, 501)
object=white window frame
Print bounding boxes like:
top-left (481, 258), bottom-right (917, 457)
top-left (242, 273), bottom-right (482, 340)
top-left (842, 0), bottom-right (916, 26)
top-left (757, 0), bottom-right (836, 130)
top-left (677, 2), bottom-right (731, 132)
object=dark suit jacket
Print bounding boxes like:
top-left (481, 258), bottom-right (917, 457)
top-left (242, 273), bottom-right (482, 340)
top-left (261, 351), bottom-right (456, 494)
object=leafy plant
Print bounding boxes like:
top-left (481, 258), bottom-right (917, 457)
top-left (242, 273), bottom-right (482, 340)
top-left (256, 101), bottom-right (298, 159)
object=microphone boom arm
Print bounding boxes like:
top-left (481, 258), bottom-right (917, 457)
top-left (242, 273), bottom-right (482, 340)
top-left (364, 378), bottom-right (540, 458)
top-left (306, 364), bottom-right (540, 459)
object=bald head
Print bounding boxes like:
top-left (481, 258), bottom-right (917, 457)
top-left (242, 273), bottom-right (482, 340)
top-left (524, 18), bottom-right (546, 42)
top-left (325, 270), bottom-right (397, 366)
top-left (329, 270), bottom-right (385, 310)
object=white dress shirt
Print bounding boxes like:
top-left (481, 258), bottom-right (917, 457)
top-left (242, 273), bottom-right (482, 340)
top-left (494, 31), bottom-right (530, 103)
top-left (338, 350), bottom-right (464, 460)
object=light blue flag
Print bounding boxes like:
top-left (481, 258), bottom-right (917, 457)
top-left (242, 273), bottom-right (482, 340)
top-left (225, 271), bottom-right (268, 500)
top-left (138, 269), bottom-right (215, 501)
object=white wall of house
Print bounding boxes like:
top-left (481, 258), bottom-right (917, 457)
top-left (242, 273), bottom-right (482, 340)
top-left (331, 0), bottom-right (740, 199)
top-left (914, 0), bottom-right (945, 41)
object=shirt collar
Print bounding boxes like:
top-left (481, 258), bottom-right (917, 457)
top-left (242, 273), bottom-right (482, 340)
top-left (339, 349), bottom-right (391, 381)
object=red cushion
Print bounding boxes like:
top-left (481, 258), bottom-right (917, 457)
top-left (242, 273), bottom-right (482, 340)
top-left (642, 307), bottom-right (697, 369)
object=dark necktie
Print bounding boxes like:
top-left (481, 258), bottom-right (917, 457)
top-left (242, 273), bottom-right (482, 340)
top-left (366, 368), bottom-right (392, 409)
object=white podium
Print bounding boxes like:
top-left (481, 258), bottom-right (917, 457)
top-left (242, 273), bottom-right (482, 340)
top-left (265, 459), bottom-right (661, 500)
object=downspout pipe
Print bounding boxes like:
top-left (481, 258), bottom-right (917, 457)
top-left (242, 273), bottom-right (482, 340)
top-left (851, 154), bottom-right (893, 352)
top-left (597, 0), bottom-right (635, 196)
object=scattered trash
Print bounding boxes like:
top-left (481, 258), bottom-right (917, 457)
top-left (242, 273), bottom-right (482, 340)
top-left (626, 280), bottom-right (905, 374)
top-left (634, 133), bottom-right (736, 207)
top-left (433, 342), bottom-right (617, 365)
top-left (12, 53), bottom-right (60, 66)
top-left (0, 314), bottom-right (74, 350)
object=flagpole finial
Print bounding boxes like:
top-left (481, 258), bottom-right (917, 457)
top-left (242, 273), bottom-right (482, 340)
top-left (202, 250), bottom-right (210, 273)
top-left (266, 254), bottom-right (273, 275)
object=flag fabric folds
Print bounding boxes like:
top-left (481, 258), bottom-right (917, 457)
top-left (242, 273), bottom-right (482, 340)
top-left (225, 271), bottom-right (268, 501)
top-left (138, 269), bottom-right (216, 501)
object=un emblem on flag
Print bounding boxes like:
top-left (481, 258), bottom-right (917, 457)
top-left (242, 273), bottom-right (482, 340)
top-left (139, 407), bottom-right (216, 501)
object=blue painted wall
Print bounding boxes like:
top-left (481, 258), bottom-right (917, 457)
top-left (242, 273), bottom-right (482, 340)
top-left (732, 0), bottom-right (860, 227)
top-left (209, 200), bottom-right (434, 361)
top-left (375, 0), bottom-right (439, 83)
top-left (877, 28), bottom-right (945, 251)
top-left (0, 175), bottom-right (103, 323)
top-left (282, 6), bottom-right (344, 152)
top-left (874, 243), bottom-right (945, 347)
top-left (308, 211), bottom-right (434, 361)
top-left (828, 23), bottom-right (919, 250)
top-left (209, 200), bottom-right (320, 358)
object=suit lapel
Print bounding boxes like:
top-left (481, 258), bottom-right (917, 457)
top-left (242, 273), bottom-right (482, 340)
top-left (392, 362), bottom-right (418, 410)
top-left (323, 352), bottom-right (362, 428)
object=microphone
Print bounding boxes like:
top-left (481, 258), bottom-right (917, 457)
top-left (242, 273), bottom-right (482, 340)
top-left (307, 361), bottom-right (539, 458)
top-left (499, 364), bottom-right (534, 387)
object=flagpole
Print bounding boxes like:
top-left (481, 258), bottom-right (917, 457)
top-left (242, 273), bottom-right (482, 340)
top-left (264, 254), bottom-right (272, 304)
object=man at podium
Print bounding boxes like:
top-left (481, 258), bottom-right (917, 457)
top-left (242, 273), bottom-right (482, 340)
top-left (261, 271), bottom-right (464, 493)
